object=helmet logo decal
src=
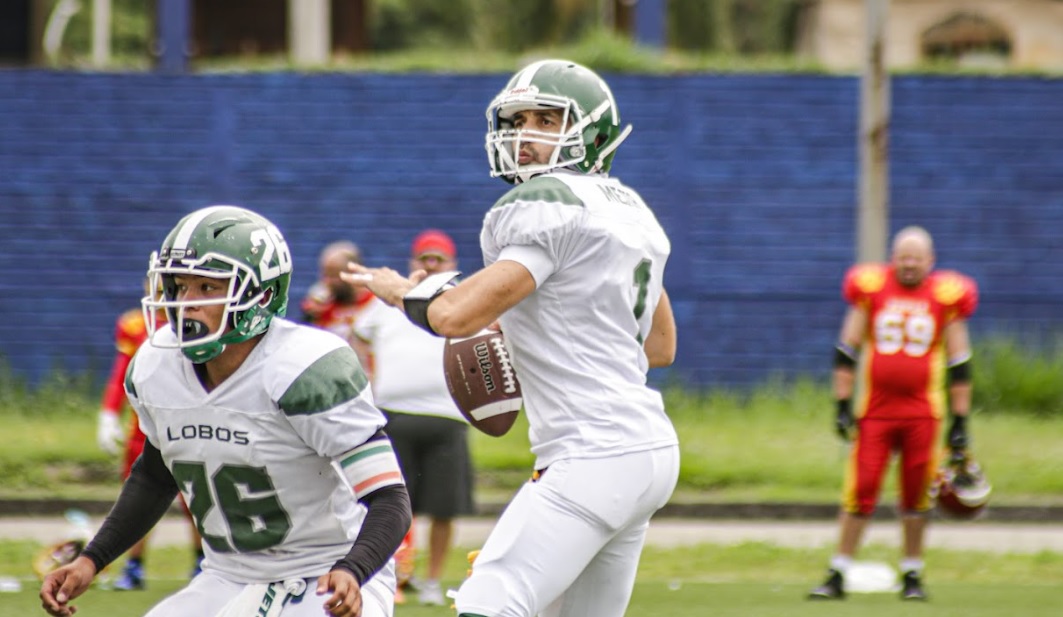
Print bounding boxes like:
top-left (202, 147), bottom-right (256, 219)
top-left (505, 85), bottom-right (540, 98)
top-left (251, 225), bottom-right (293, 281)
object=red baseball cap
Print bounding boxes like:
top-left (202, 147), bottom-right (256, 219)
top-left (411, 229), bottom-right (456, 259)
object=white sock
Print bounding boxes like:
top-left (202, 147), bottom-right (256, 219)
top-left (900, 558), bottom-right (924, 574)
top-left (829, 555), bottom-right (853, 573)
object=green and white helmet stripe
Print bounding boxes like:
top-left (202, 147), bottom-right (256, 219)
top-left (485, 59), bottom-right (632, 184)
top-left (169, 205), bottom-right (228, 253)
top-left (143, 205), bottom-right (292, 364)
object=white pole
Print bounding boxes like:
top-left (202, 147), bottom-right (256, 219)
top-left (289, 0), bottom-right (331, 66)
top-left (92, 0), bottom-right (111, 67)
top-left (857, 0), bottom-right (890, 263)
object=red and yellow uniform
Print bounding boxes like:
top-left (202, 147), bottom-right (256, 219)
top-left (301, 284), bottom-right (376, 375)
top-left (300, 284), bottom-right (375, 340)
top-left (841, 264), bottom-right (978, 515)
top-left (100, 309), bottom-right (153, 478)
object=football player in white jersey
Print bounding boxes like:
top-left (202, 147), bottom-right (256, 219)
top-left (40, 206), bottom-right (411, 617)
top-left (344, 60), bottom-right (679, 617)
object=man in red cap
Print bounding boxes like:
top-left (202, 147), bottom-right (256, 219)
top-left (352, 229), bottom-right (473, 606)
top-left (410, 230), bottom-right (457, 274)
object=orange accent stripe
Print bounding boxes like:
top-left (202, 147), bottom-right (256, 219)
top-left (354, 471), bottom-right (402, 493)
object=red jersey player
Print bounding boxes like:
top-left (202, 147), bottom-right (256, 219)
top-left (301, 241), bottom-right (375, 372)
top-left (301, 241), bottom-right (375, 342)
top-left (810, 226), bottom-right (977, 602)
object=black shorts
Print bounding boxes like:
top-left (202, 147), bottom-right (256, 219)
top-left (382, 410), bottom-right (475, 519)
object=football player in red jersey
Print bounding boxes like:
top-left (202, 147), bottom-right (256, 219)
top-left (301, 241), bottom-right (376, 371)
top-left (809, 226), bottom-right (977, 602)
top-left (95, 283), bottom-right (203, 590)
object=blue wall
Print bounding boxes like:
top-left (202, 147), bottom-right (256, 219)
top-left (1, 71), bottom-right (1061, 387)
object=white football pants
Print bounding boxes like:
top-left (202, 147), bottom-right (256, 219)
top-left (143, 569), bottom-right (394, 617)
top-left (454, 445), bottom-right (680, 617)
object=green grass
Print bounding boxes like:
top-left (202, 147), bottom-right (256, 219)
top-left (467, 380), bottom-right (1063, 505)
top-left (3, 540), bottom-right (1062, 616)
top-left (5, 337), bottom-right (1063, 503)
top-left (5, 373), bottom-right (1063, 505)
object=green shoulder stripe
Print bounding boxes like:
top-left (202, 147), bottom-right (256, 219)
top-left (491, 176), bottom-right (584, 210)
top-left (278, 347), bottom-right (369, 416)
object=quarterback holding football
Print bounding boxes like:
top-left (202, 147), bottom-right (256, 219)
top-left (345, 59), bottom-right (680, 617)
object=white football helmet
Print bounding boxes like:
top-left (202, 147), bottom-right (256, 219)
top-left (931, 451), bottom-right (992, 520)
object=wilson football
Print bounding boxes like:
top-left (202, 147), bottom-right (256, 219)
top-left (443, 330), bottom-right (522, 437)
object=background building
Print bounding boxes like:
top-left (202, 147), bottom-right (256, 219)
top-left (799, 0), bottom-right (1063, 71)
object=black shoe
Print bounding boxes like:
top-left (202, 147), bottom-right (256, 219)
top-left (901, 570), bottom-right (928, 601)
top-left (808, 569), bottom-right (845, 600)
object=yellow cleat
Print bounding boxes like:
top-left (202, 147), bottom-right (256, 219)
top-left (465, 550), bottom-right (480, 578)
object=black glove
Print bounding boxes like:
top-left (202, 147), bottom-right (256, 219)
top-left (835, 399), bottom-right (854, 441)
top-left (947, 415), bottom-right (969, 451)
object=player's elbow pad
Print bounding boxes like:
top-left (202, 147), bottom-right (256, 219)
top-left (833, 343), bottom-right (857, 369)
top-left (948, 355), bottom-right (972, 385)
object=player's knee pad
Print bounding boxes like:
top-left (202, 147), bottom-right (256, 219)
top-left (454, 570), bottom-right (525, 617)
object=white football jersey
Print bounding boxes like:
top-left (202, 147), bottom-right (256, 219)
top-left (353, 298), bottom-right (465, 422)
top-left (481, 170), bottom-right (678, 469)
top-left (126, 318), bottom-right (388, 583)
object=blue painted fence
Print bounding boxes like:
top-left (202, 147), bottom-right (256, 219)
top-left (1, 71), bottom-right (1061, 387)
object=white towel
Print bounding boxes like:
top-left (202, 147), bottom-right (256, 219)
top-left (214, 579), bottom-right (308, 617)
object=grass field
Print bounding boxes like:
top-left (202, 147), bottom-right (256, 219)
top-left (4, 362), bottom-right (1063, 615)
top-left (5, 380), bottom-right (1063, 505)
top-left (4, 540), bottom-right (1062, 616)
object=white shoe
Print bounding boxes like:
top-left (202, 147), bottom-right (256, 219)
top-left (418, 580), bottom-right (445, 606)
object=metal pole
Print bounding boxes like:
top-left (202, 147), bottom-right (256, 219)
top-left (290, 0), bottom-right (331, 66)
top-left (92, 0), bottom-right (111, 67)
top-left (633, 0), bottom-right (665, 48)
top-left (156, 0), bottom-right (190, 74)
top-left (857, 0), bottom-right (890, 263)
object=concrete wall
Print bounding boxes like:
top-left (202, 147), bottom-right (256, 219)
top-left (1, 71), bottom-right (1061, 388)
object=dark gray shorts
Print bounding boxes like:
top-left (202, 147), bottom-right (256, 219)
top-left (382, 410), bottom-right (475, 519)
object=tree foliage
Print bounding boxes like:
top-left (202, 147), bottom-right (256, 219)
top-left (45, 0), bottom-right (810, 62)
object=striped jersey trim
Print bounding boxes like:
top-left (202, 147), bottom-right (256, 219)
top-left (338, 439), bottom-right (404, 499)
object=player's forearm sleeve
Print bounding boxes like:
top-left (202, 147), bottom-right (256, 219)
top-left (331, 484), bottom-right (412, 585)
top-left (81, 442), bottom-right (179, 572)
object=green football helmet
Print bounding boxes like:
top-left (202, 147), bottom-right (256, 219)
top-left (486, 59), bottom-right (632, 184)
top-left (143, 205), bottom-right (293, 363)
